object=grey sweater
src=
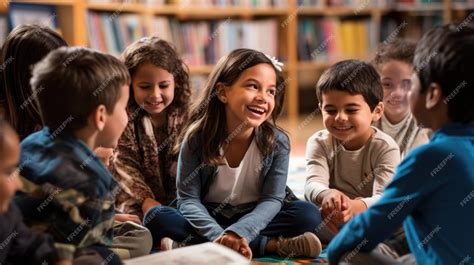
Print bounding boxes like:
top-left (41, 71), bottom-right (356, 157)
top-left (305, 127), bottom-right (400, 208)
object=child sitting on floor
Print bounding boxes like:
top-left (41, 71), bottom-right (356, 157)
top-left (0, 118), bottom-right (69, 265)
top-left (328, 22), bottom-right (474, 265)
top-left (373, 39), bottom-right (431, 158)
top-left (144, 49), bottom-right (323, 259)
top-left (14, 47), bottom-right (151, 264)
top-left (304, 60), bottom-right (400, 242)
top-left (109, 37), bottom-right (191, 219)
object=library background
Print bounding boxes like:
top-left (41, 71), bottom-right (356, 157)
top-left (1, 0), bottom-right (472, 144)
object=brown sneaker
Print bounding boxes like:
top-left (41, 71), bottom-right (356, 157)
top-left (275, 232), bottom-right (322, 258)
top-left (160, 237), bottom-right (188, 251)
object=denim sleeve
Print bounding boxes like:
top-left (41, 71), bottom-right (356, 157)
top-left (224, 131), bottom-right (290, 243)
top-left (176, 137), bottom-right (225, 241)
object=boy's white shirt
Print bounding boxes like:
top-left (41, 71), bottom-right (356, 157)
top-left (304, 127), bottom-right (400, 208)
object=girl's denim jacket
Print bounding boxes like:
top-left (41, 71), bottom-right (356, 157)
top-left (176, 128), bottom-right (290, 243)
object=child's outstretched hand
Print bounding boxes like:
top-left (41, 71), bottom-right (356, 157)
top-left (320, 207), bottom-right (340, 234)
top-left (214, 231), bottom-right (252, 259)
top-left (319, 189), bottom-right (348, 212)
top-left (339, 197), bottom-right (354, 224)
top-left (320, 192), bottom-right (353, 233)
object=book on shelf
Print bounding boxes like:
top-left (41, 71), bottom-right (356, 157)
top-left (88, 0), bottom-right (286, 7)
top-left (7, 2), bottom-right (58, 31)
top-left (190, 74), bottom-right (207, 98)
top-left (381, 13), bottom-right (443, 41)
top-left (0, 15), bottom-right (6, 45)
top-left (87, 13), bottom-right (280, 66)
top-left (87, 11), bottom-right (148, 55)
top-left (452, 0), bottom-right (474, 4)
top-left (124, 242), bottom-right (250, 265)
top-left (298, 17), bottom-right (373, 63)
top-left (298, 0), bottom-right (388, 7)
top-left (327, 0), bottom-right (387, 7)
top-left (169, 0), bottom-right (287, 7)
top-left (298, 0), bottom-right (324, 7)
top-left (169, 18), bottom-right (279, 66)
top-left (395, 0), bottom-right (442, 4)
top-left (88, 0), bottom-right (165, 4)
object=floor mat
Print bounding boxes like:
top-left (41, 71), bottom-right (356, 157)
top-left (252, 249), bottom-right (328, 265)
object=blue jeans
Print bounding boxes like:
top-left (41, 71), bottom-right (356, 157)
top-left (143, 200), bottom-right (322, 257)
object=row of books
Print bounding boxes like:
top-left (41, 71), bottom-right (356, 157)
top-left (396, 0), bottom-right (442, 3)
top-left (87, 12), bottom-right (147, 55)
top-left (88, 0), bottom-right (287, 7)
top-left (87, 13), bottom-right (279, 65)
top-left (163, 19), bottom-right (278, 65)
top-left (298, 0), bottom-right (461, 7)
top-left (298, 18), bottom-right (375, 62)
top-left (169, 0), bottom-right (288, 7)
top-left (327, 0), bottom-right (387, 7)
top-left (381, 14), bottom-right (443, 41)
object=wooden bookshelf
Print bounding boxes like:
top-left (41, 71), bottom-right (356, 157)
top-left (298, 6), bottom-right (374, 16)
top-left (87, 2), bottom-right (147, 13)
top-left (394, 3), bottom-right (445, 12)
top-left (0, 2), bottom-right (8, 13)
top-left (12, 0), bottom-right (76, 5)
top-left (5, 0), bottom-right (469, 139)
top-left (452, 2), bottom-right (474, 10)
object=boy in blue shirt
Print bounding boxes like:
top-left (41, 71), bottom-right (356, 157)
top-left (0, 119), bottom-right (69, 265)
top-left (14, 47), bottom-right (147, 264)
top-left (327, 23), bottom-right (474, 265)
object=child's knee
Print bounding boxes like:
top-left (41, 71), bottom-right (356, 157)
top-left (142, 205), bottom-right (176, 228)
top-left (290, 201), bottom-right (322, 232)
top-left (129, 224), bottom-right (153, 257)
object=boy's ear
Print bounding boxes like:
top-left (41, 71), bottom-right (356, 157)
top-left (216, 82), bottom-right (227, 103)
top-left (425, 83), bottom-right (443, 110)
top-left (91, 104), bottom-right (107, 131)
top-left (372, 102), bottom-right (384, 122)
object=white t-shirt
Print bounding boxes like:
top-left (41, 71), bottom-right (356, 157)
top-left (204, 139), bottom-right (262, 206)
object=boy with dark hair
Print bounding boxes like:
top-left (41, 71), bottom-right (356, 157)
top-left (14, 47), bottom-right (150, 264)
top-left (373, 39), bottom-right (431, 158)
top-left (305, 60), bottom-right (400, 240)
top-left (328, 23), bottom-right (474, 265)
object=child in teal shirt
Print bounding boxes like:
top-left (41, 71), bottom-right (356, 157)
top-left (328, 22), bottom-right (474, 265)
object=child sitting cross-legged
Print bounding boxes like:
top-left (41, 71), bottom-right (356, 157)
top-left (304, 60), bottom-right (401, 243)
top-left (14, 47), bottom-right (150, 264)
